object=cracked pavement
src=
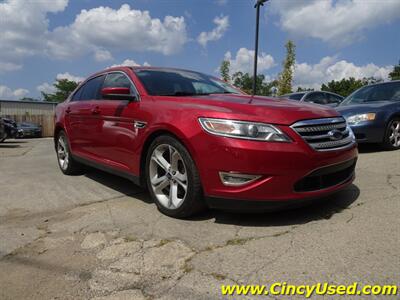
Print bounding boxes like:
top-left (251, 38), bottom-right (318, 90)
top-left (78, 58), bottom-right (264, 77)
top-left (0, 139), bottom-right (399, 299)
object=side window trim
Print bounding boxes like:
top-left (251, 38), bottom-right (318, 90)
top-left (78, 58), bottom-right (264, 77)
top-left (103, 71), bottom-right (140, 101)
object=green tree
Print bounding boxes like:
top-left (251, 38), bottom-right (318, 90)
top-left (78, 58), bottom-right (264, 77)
top-left (296, 87), bottom-right (314, 92)
top-left (277, 40), bottom-right (296, 95)
top-left (321, 77), bottom-right (365, 97)
top-left (41, 79), bottom-right (79, 103)
top-left (388, 61), bottom-right (400, 81)
top-left (232, 71), bottom-right (277, 96)
top-left (220, 60), bottom-right (231, 82)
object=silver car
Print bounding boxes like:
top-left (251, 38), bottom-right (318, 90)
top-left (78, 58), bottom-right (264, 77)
top-left (282, 91), bottom-right (344, 107)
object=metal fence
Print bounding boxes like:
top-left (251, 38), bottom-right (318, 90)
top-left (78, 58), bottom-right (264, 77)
top-left (0, 100), bottom-right (58, 137)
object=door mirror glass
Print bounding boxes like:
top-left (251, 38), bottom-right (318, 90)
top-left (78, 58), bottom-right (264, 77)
top-left (101, 87), bottom-right (136, 101)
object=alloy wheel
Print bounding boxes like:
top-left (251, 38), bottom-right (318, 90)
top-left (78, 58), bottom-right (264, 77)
top-left (57, 135), bottom-right (69, 170)
top-left (149, 144), bottom-right (188, 209)
top-left (389, 120), bottom-right (400, 148)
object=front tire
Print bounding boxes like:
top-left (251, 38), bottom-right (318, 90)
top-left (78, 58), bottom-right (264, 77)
top-left (145, 135), bottom-right (205, 218)
top-left (383, 118), bottom-right (400, 150)
top-left (56, 131), bottom-right (84, 175)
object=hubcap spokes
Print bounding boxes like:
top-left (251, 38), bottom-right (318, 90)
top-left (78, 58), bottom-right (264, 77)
top-left (57, 136), bottom-right (69, 170)
top-left (149, 144), bottom-right (188, 209)
top-left (389, 121), bottom-right (400, 147)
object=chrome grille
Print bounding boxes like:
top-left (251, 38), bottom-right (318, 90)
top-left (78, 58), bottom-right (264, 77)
top-left (291, 117), bottom-right (355, 151)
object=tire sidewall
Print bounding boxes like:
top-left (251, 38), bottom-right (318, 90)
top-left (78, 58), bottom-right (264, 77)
top-left (145, 135), bottom-right (202, 218)
top-left (384, 118), bottom-right (400, 150)
top-left (56, 131), bottom-right (73, 174)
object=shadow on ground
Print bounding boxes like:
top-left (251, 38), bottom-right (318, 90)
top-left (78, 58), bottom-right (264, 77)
top-left (357, 143), bottom-right (386, 153)
top-left (0, 144), bottom-right (21, 148)
top-left (83, 167), bottom-right (360, 227)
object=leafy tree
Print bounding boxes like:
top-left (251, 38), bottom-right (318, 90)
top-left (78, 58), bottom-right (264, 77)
top-left (277, 40), bottom-right (296, 95)
top-left (232, 71), bottom-right (277, 96)
top-left (296, 87), bottom-right (314, 92)
top-left (220, 60), bottom-right (231, 82)
top-left (42, 79), bottom-right (79, 103)
top-left (388, 61), bottom-right (400, 81)
top-left (321, 77), bottom-right (365, 97)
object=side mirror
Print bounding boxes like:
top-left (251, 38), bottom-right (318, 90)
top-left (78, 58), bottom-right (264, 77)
top-left (101, 87), bottom-right (137, 101)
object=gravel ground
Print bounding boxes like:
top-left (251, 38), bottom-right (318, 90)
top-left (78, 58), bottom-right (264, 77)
top-left (0, 138), bottom-right (399, 300)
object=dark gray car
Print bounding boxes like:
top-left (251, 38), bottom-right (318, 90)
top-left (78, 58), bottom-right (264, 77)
top-left (17, 122), bottom-right (43, 138)
top-left (282, 91), bottom-right (344, 107)
top-left (0, 118), bottom-right (5, 142)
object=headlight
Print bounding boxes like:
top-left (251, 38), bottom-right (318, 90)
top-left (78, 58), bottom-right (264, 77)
top-left (346, 113), bottom-right (376, 125)
top-left (198, 118), bottom-right (291, 142)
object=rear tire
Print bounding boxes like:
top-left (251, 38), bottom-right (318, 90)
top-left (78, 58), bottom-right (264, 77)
top-left (145, 135), bottom-right (206, 218)
top-left (56, 131), bottom-right (84, 175)
top-left (383, 118), bottom-right (400, 150)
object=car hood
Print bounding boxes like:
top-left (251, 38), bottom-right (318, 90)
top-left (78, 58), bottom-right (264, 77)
top-left (336, 101), bottom-right (396, 117)
top-left (166, 94), bottom-right (339, 125)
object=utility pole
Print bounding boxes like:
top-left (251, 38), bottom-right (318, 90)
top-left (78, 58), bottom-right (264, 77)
top-left (252, 0), bottom-right (269, 96)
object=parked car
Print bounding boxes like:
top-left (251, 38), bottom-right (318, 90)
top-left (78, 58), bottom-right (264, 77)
top-left (54, 67), bottom-right (358, 218)
top-left (0, 118), bottom-right (18, 142)
top-left (282, 91), bottom-right (344, 107)
top-left (0, 118), bottom-right (5, 142)
top-left (17, 122), bottom-right (42, 138)
top-left (337, 81), bottom-right (400, 150)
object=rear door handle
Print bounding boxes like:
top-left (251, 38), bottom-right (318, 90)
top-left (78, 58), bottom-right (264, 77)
top-left (92, 106), bottom-right (101, 115)
top-left (66, 107), bottom-right (71, 114)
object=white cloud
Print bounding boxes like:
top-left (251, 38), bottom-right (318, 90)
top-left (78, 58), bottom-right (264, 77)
top-left (37, 72), bottom-right (84, 96)
top-left (0, 2), bottom-right (186, 70)
top-left (0, 0), bottom-right (68, 71)
top-left (56, 72), bottom-right (84, 83)
top-left (270, 0), bottom-right (400, 45)
top-left (94, 49), bottom-right (113, 62)
top-left (109, 59), bottom-right (151, 68)
top-left (224, 48), bottom-right (275, 74)
top-left (294, 56), bottom-right (392, 90)
top-left (109, 59), bottom-right (140, 68)
top-left (197, 15), bottom-right (229, 47)
top-left (0, 85), bottom-right (29, 100)
top-left (37, 82), bottom-right (56, 94)
top-left (47, 4), bottom-right (188, 60)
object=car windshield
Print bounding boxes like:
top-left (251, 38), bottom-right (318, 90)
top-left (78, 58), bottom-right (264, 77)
top-left (282, 93), bottom-right (305, 100)
top-left (134, 69), bottom-right (241, 96)
top-left (341, 81), bottom-right (400, 105)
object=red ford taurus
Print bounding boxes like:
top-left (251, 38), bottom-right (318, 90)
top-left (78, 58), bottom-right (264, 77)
top-left (54, 67), bottom-right (358, 218)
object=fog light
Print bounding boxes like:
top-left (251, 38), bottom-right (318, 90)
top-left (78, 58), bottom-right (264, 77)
top-left (219, 172), bottom-right (261, 186)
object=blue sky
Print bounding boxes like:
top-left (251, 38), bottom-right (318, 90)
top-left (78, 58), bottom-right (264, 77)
top-left (0, 0), bottom-right (399, 99)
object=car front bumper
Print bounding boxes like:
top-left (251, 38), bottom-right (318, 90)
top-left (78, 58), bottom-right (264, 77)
top-left (350, 122), bottom-right (385, 143)
top-left (190, 128), bottom-right (358, 208)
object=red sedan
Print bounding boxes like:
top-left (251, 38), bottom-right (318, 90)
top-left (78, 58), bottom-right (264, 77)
top-left (54, 67), bottom-right (358, 218)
